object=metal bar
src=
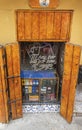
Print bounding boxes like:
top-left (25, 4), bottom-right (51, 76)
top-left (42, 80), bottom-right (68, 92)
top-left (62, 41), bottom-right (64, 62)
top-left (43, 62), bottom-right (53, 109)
top-left (6, 75), bottom-right (20, 79)
top-left (8, 98), bottom-right (22, 104)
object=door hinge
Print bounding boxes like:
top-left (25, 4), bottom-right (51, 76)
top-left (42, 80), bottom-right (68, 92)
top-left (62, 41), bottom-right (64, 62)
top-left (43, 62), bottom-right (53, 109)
top-left (6, 75), bottom-right (20, 79)
top-left (8, 98), bottom-right (22, 104)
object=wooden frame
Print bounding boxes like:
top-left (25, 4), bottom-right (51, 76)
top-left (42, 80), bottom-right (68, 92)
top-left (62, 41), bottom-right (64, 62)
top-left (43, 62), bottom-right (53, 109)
top-left (22, 76), bottom-right (59, 103)
top-left (16, 10), bottom-right (73, 42)
top-left (60, 43), bottom-right (81, 123)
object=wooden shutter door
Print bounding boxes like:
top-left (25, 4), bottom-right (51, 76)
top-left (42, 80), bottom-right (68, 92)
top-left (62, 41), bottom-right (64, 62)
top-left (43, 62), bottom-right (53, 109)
top-left (5, 43), bottom-right (22, 120)
top-left (60, 43), bottom-right (81, 123)
top-left (0, 46), bottom-right (9, 123)
top-left (17, 10), bottom-right (73, 42)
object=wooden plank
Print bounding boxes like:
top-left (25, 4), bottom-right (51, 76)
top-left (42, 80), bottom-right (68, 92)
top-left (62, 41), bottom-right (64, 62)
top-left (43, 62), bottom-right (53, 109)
top-left (17, 12), bottom-right (25, 40)
top-left (66, 45), bottom-right (81, 123)
top-left (12, 44), bottom-right (20, 76)
top-left (60, 43), bottom-right (73, 119)
top-left (11, 43), bottom-right (22, 118)
top-left (46, 12), bottom-right (54, 39)
top-left (60, 12), bottom-right (71, 40)
top-left (15, 100), bottom-right (22, 118)
top-left (39, 12), bottom-right (47, 40)
top-left (5, 44), bottom-right (17, 119)
top-left (2, 48), bottom-right (9, 123)
top-left (0, 47), bottom-right (9, 123)
top-left (0, 68), bottom-right (6, 122)
top-left (31, 12), bottom-right (39, 40)
top-left (25, 12), bottom-right (32, 40)
top-left (53, 12), bottom-right (61, 40)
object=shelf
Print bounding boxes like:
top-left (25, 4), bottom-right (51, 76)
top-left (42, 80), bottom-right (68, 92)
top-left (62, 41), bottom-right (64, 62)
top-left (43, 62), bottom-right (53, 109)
top-left (22, 100), bottom-right (60, 105)
top-left (22, 74), bottom-right (59, 104)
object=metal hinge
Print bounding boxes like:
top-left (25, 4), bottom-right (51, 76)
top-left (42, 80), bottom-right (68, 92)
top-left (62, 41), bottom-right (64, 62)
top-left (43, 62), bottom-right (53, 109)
top-left (8, 98), bottom-right (22, 104)
top-left (6, 75), bottom-right (20, 79)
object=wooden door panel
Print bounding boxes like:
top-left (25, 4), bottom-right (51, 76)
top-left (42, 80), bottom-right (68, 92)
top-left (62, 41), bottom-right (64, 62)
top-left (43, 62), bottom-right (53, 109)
top-left (2, 48), bottom-right (9, 123)
top-left (14, 78), bottom-right (22, 99)
top-left (8, 79), bottom-right (15, 100)
top-left (16, 10), bottom-right (73, 41)
top-left (66, 46), bottom-right (81, 123)
top-left (12, 44), bottom-right (20, 75)
top-left (0, 46), bottom-right (9, 123)
top-left (60, 76), bottom-right (70, 117)
top-left (60, 43), bottom-right (73, 119)
top-left (16, 100), bottom-right (22, 118)
top-left (6, 43), bottom-right (22, 120)
top-left (6, 44), bottom-right (17, 119)
top-left (60, 43), bottom-right (81, 123)
top-left (64, 61), bottom-right (73, 75)
top-left (0, 92), bottom-right (6, 122)
top-left (11, 43), bottom-right (22, 119)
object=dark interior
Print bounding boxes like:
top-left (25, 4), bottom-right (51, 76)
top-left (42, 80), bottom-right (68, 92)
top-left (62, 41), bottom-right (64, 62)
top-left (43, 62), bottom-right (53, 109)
top-left (19, 42), bottom-right (65, 105)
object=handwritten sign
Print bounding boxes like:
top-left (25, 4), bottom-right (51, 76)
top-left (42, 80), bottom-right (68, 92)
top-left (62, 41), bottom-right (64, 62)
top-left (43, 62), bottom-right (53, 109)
top-left (28, 43), bottom-right (58, 71)
top-left (21, 42), bottom-right (58, 71)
